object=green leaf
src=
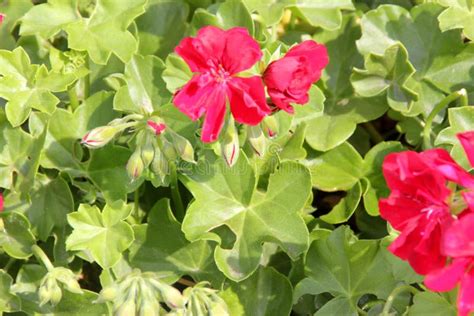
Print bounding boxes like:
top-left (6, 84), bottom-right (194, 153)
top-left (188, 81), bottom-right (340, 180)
top-left (304, 142), bottom-right (364, 191)
top-left (0, 270), bottom-right (20, 312)
top-left (162, 54), bottom-right (193, 94)
top-left (436, 106), bottom-right (474, 169)
top-left (352, 44), bottom-right (419, 114)
top-left (87, 145), bottom-right (141, 202)
top-left (66, 202), bottom-right (134, 268)
top-left (357, 3), bottom-right (474, 116)
top-left (181, 154), bottom-right (310, 281)
top-left (0, 47), bottom-right (76, 127)
top-left (20, 0), bottom-right (147, 65)
top-left (129, 199), bottom-right (222, 285)
top-left (409, 291), bottom-right (457, 316)
top-left (300, 227), bottom-right (397, 315)
top-left (22, 174), bottom-right (74, 241)
top-left (136, 0), bottom-right (189, 58)
top-left (0, 0), bottom-right (33, 50)
top-left (33, 91), bottom-right (118, 176)
top-left (221, 267), bottom-right (293, 316)
top-left (242, 0), bottom-right (294, 26)
top-left (438, 0), bottom-right (474, 41)
top-left (320, 182), bottom-right (362, 224)
top-left (0, 212), bottom-right (35, 259)
top-left (113, 54), bottom-right (171, 114)
top-left (292, 0), bottom-right (355, 30)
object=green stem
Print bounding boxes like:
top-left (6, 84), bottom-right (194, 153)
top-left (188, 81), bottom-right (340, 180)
top-left (381, 285), bottom-right (419, 316)
top-left (423, 89), bottom-right (467, 149)
top-left (4, 258), bottom-right (16, 272)
top-left (170, 162), bottom-right (185, 221)
top-left (271, 24), bottom-right (278, 43)
top-left (133, 188), bottom-right (140, 222)
top-left (31, 245), bottom-right (54, 272)
top-left (362, 122), bottom-right (384, 144)
top-left (68, 85), bottom-right (80, 111)
top-left (84, 57), bottom-right (90, 99)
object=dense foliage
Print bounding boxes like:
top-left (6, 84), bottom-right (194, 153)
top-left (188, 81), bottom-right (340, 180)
top-left (1, 0), bottom-right (474, 315)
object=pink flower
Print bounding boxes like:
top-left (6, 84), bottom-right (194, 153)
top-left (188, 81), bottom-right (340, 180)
top-left (173, 26), bottom-right (271, 143)
top-left (425, 213), bottom-right (474, 316)
top-left (147, 120), bottom-right (166, 135)
top-left (263, 40), bottom-right (328, 113)
top-left (0, 14), bottom-right (5, 25)
top-left (379, 150), bottom-right (453, 274)
top-left (0, 192), bottom-right (3, 212)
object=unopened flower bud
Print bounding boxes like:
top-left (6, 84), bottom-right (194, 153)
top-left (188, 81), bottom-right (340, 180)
top-left (262, 115), bottom-right (279, 138)
top-left (160, 284), bottom-right (185, 309)
top-left (141, 141), bottom-right (155, 168)
top-left (39, 276), bottom-right (62, 306)
top-left (220, 119), bottom-right (239, 166)
top-left (127, 150), bottom-right (145, 180)
top-left (151, 147), bottom-right (169, 182)
top-left (116, 299), bottom-right (136, 316)
top-left (138, 298), bottom-right (160, 316)
top-left (161, 139), bottom-right (178, 161)
top-left (81, 126), bottom-right (120, 149)
top-left (147, 120), bottom-right (166, 135)
top-left (98, 286), bottom-right (117, 302)
top-left (166, 131), bottom-right (194, 163)
top-left (54, 267), bottom-right (83, 294)
top-left (248, 125), bottom-right (267, 156)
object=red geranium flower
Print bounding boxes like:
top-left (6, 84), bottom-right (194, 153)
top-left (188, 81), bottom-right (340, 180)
top-left (263, 40), bottom-right (328, 113)
top-left (0, 14), bottom-right (4, 25)
top-left (173, 26), bottom-right (271, 143)
top-left (379, 150), bottom-right (454, 274)
top-left (425, 213), bottom-right (474, 316)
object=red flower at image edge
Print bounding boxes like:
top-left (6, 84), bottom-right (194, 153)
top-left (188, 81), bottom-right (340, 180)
top-left (379, 150), bottom-right (454, 274)
top-left (173, 26), bottom-right (271, 143)
top-left (0, 14), bottom-right (4, 25)
top-left (263, 40), bottom-right (328, 113)
top-left (425, 213), bottom-right (474, 316)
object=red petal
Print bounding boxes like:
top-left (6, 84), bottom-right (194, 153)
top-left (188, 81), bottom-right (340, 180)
top-left (0, 14), bottom-right (4, 25)
top-left (459, 269), bottom-right (474, 316)
top-left (458, 131), bottom-right (474, 169)
top-left (201, 86), bottom-right (226, 143)
top-left (175, 26), bottom-right (226, 73)
top-left (286, 40), bottom-right (329, 79)
top-left (222, 27), bottom-right (262, 75)
top-left (0, 192), bottom-right (3, 212)
top-left (173, 74), bottom-right (214, 120)
top-left (443, 213), bottom-right (474, 257)
top-left (228, 76), bottom-right (270, 125)
top-left (424, 258), bottom-right (469, 292)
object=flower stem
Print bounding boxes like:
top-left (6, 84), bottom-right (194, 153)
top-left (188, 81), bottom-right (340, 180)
top-left (381, 285), bottom-right (419, 316)
top-left (423, 89), bottom-right (467, 149)
top-left (133, 188), bottom-right (140, 223)
top-left (170, 162), bottom-right (185, 221)
top-left (31, 245), bottom-right (55, 272)
top-left (362, 122), bottom-right (384, 144)
top-left (4, 258), bottom-right (16, 272)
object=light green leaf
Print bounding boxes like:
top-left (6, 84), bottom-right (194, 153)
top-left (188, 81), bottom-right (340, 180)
top-left (320, 182), bottom-right (362, 224)
top-left (352, 44), bottom-right (419, 114)
top-left (0, 47), bottom-right (76, 127)
top-left (435, 106), bottom-right (474, 169)
top-left (162, 54), bottom-right (193, 94)
top-left (243, 0), bottom-right (294, 26)
top-left (438, 0), bottom-right (474, 40)
top-left (304, 142), bottom-right (364, 191)
top-left (0, 0), bottom-right (33, 50)
top-left (66, 202), bottom-right (134, 268)
top-left (0, 270), bottom-right (20, 312)
top-left (221, 267), bottom-right (293, 316)
top-left (181, 154), bottom-right (310, 281)
top-left (114, 54), bottom-right (171, 114)
top-left (293, 0), bottom-right (355, 30)
top-left (301, 227), bottom-right (397, 315)
top-left (129, 199), bottom-right (222, 285)
top-left (409, 291), bottom-right (457, 316)
top-left (0, 212), bottom-right (35, 259)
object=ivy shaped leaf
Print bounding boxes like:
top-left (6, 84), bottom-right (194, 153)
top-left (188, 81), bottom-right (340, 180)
top-left (0, 212), bottom-right (36, 259)
top-left (243, 0), bottom-right (354, 30)
top-left (0, 109), bottom-right (45, 193)
top-left (181, 153), bottom-right (311, 281)
top-left (0, 270), bottom-right (20, 313)
top-left (296, 227), bottom-right (397, 315)
top-left (0, 47), bottom-right (76, 127)
top-left (113, 54), bottom-right (171, 114)
top-left (352, 44), bottom-right (419, 114)
top-left (20, 0), bottom-right (147, 65)
top-left (306, 15), bottom-right (389, 152)
top-left (66, 202), bottom-right (135, 268)
top-left (437, 0), bottom-right (474, 41)
top-left (357, 3), bottom-right (474, 117)
top-left (220, 267), bottom-right (293, 316)
top-left (409, 291), bottom-right (457, 316)
top-left (129, 199), bottom-right (223, 285)
top-left (436, 106), bottom-right (474, 169)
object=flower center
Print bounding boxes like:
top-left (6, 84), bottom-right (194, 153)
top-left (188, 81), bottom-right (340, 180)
top-left (207, 61), bottom-right (230, 83)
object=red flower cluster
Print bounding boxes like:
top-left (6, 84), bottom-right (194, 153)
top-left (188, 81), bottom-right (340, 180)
top-left (173, 26), bottom-right (328, 142)
top-left (380, 131), bottom-right (474, 316)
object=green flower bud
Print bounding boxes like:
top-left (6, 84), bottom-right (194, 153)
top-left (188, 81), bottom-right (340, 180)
top-left (141, 140), bottom-right (155, 168)
top-left (39, 276), bottom-right (62, 306)
top-left (81, 126), bottom-right (120, 149)
top-left (160, 284), bottom-right (185, 309)
top-left (161, 139), bottom-right (178, 161)
top-left (262, 115), bottom-right (279, 138)
top-left (150, 147), bottom-right (170, 182)
top-left (166, 130), bottom-right (195, 163)
top-left (247, 125), bottom-right (267, 156)
top-left (116, 299), bottom-right (137, 316)
top-left (54, 267), bottom-right (82, 294)
top-left (138, 298), bottom-right (160, 316)
top-left (127, 150), bottom-right (145, 180)
top-left (220, 117), bottom-right (239, 166)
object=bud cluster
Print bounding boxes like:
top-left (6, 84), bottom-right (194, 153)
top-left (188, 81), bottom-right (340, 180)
top-left (169, 282), bottom-right (229, 316)
top-left (38, 267), bottom-right (83, 306)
